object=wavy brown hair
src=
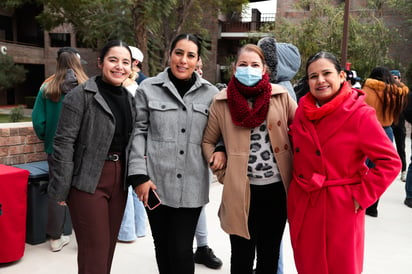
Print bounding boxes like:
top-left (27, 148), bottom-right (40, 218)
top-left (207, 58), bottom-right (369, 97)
top-left (44, 51), bottom-right (88, 102)
top-left (367, 66), bottom-right (406, 124)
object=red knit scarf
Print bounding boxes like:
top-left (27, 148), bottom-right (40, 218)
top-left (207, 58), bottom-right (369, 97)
top-left (302, 81), bottom-right (353, 121)
top-left (227, 73), bottom-right (271, 128)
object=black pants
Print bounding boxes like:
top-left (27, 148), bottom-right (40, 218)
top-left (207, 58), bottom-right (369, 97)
top-left (147, 204), bottom-right (202, 274)
top-left (230, 182), bottom-right (287, 274)
top-left (392, 116), bottom-right (407, 171)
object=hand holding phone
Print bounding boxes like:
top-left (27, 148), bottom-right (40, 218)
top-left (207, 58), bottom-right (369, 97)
top-left (147, 188), bottom-right (161, 210)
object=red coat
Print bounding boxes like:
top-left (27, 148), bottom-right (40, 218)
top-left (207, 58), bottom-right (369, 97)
top-left (288, 86), bottom-right (401, 274)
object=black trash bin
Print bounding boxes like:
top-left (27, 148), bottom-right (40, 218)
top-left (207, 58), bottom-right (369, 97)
top-left (13, 161), bottom-right (72, 245)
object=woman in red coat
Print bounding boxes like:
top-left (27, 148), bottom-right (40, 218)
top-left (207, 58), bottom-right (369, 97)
top-left (288, 51), bottom-right (401, 274)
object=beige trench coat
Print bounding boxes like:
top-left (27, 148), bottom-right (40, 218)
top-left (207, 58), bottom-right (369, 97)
top-left (202, 84), bottom-right (297, 239)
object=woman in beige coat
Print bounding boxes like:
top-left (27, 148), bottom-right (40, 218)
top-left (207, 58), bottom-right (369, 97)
top-left (202, 44), bottom-right (297, 274)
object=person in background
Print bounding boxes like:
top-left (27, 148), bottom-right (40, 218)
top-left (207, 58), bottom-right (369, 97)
top-left (257, 36), bottom-right (301, 274)
top-left (288, 52), bottom-right (401, 274)
top-left (345, 69), bottom-right (362, 89)
top-left (32, 47), bottom-right (88, 252)
top-left (128, 33), bottom-right (224, 274)
top-left (257, 36), bottom-right (301, 101)
top-left (390, 69), bottom-right (409, 182)
top-left (395, 71), bottom-right (412, 208)
top-left (203, 44), bottom-right (296, 274)
top-left (48, 40), bottom-right (136, 274)
top-left (193, 57), bottom-right (223, 270)
top-left (117, 46), bottom-right (148, 243)
top-left (363, 66), bottom-right (408, 217)
top-left (128, 46), bottom-right (147, 84)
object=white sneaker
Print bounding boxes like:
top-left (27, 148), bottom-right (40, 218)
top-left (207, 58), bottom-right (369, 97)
top-left (401, 171), bottom-right (406, 182)
top-left (50, 235), bottom-right (70, 252)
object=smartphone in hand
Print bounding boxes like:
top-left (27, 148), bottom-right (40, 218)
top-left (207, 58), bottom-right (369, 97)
top-left (147, 188), bottom-right (161, 210)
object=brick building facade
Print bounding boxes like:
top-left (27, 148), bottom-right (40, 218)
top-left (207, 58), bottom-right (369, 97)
top-left (0, 123), bottom-right (46, 165)
top-left (0, 3), bottom-right (99, 106)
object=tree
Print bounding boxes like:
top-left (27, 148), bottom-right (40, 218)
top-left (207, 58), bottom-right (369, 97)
top-left (258, 0), bottom-right (395, 81)
top-left (0, 55), bottom-right (27, 91)
top-left (1, 0), bottom-right (248, 76)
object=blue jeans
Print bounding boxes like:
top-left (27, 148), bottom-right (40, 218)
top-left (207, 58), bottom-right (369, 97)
top-left (118, 186), bottom-right (147, 241)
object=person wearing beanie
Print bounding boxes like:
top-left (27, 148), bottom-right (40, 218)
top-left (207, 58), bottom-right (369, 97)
top-left (257, 36), bottom-right (301, 274)
top-left (393, 70), bottom-right (412, 208)
top-left (390, 69), bottom-right (409, 183)
top-left (257, 36), bottom-right (301, 102)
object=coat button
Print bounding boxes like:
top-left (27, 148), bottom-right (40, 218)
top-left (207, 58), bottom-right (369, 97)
top-left (161, 105), bottom-right (166, 109)
top-left (177, 174), bottom-right (182, 178)
top-left (298, 174), bottom-right (304, 178)
top-left (316, 150), bottom-right (321, 156)
top-left (277, 121), bottom-right (281, 126)
top-left (181, 128), bottom-right (186, 133)
top-left (295, 147), bottom-right (300, 153)
top-left (179, 150), bottom-right (184, 155)
top-left (274, 147), bottom-right (280, 153)
top-left (284, 144), bottom-right (288, 150)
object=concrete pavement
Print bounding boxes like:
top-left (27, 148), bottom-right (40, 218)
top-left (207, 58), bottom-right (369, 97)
top-left (1, 127), bottom-right (412, 273)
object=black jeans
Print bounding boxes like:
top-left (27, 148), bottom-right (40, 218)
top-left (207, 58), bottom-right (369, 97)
top-left (147, 204), bottom-right (202, 274)
top-left (230, 182), bottom-right (286, 274)
top-left (392, 115), bottom-right (407, 171)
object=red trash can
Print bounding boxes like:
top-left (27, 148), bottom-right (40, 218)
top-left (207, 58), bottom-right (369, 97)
top-left (0, 164), bottom-right (30, 263)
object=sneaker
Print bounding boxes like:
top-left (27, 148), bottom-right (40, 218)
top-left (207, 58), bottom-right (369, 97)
top-left (194, 245), bottom-right (223, 269)
top-left (404, 198), bottom-right (412, 208)
top-left (50, 235), bottom-right (70, 252)
top-left (401, 171), bottom-right (406, 182)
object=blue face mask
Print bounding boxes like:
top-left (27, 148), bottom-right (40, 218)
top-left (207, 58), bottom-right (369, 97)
top-left (235, 66), bottom-right (263, 87)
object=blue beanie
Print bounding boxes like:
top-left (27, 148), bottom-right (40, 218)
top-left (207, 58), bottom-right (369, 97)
top-left (390, 70), bottom-right (401, 78)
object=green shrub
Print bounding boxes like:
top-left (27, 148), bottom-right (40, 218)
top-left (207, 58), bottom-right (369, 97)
top-left (9, 105), bottom-right (25, 122)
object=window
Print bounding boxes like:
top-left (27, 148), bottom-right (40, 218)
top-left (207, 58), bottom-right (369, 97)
top-left (49, 33), bottom-right (71, 47)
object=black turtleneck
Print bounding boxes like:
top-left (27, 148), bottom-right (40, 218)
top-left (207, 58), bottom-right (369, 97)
top-left (167, 68), bottom-right (196, 98)
top-left (96, 77), bottom-right (132, 153)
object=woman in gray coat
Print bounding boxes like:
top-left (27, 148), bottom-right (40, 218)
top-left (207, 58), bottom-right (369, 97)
top-left (127, 33), bottom-right (224, 274)
top-left (48, 40), bottom-right (136, 274)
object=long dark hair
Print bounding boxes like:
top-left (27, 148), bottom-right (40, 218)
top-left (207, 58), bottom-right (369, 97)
top-left (169, 34), bottom-right (202, 59)
top-left (367, 66), bottom-right (405, 123)
top-left (99, 40), bottom-right (132, 63)
top-left (306, 51), bottom-right (342, 77)
top-left (296, 51), bottom-right (342, 102)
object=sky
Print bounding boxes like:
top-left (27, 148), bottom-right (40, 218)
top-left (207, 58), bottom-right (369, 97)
top-left (243, 0), bottom-right (277, 18)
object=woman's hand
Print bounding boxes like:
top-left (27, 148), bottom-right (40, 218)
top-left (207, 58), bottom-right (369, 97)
top-left (134, 180), bottom-right (156, 206)
top-left (57, 201), bottom-right (67, 206)
top-left (209, 151), bottom-right (227, 170)
top-left (353, 198), bottom-right (360, 213)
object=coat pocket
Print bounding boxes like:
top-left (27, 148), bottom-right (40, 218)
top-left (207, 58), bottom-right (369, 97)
top-left (189, 103), bottom-right (210, 144)
top-left (148, 101), bottom-right (179, 141)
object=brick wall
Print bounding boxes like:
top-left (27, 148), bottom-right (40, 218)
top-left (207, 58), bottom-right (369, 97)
top-left (0, 122), bottom-right (46, 165)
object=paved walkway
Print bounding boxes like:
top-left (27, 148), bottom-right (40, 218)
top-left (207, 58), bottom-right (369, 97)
top-left (1, 127), bottom-right (412, 273)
